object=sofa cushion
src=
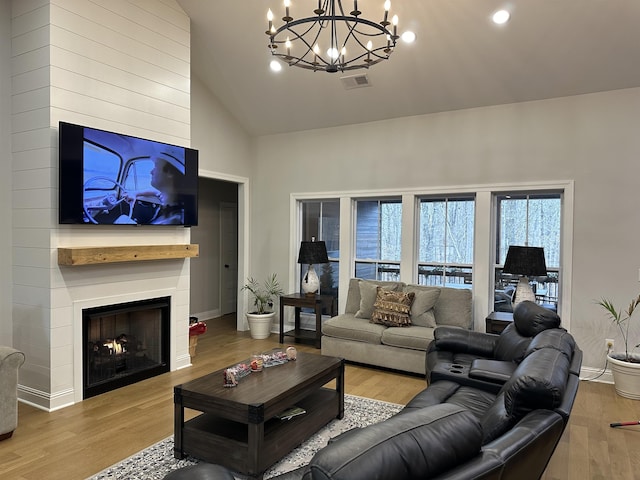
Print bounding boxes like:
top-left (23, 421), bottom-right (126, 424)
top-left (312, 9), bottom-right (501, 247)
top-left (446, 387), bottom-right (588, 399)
top-left (322, 314), bottom-right (386, 344)
top-left (443, 385), bottom-right (498, 419)
top-left (493, 323), bottom-right (532, 363)
top-left (354, 280), bottom-right (404, 319)
top-left (403, 380), bottom-right (464, 412)
top-left (524, 328), bottom-right (575, 361)
top-left (404, 285), bottom-right (441, 327)
top-left (513, 300), bottom-right (561, 337)
top-left (501, 348), bottom-right (570, 420)
top-left (303, 404), bottom-right (482, 480)
top-left (371, 288), bottom-right (415, 327)
top-left (381, 325), bottom-right (434, 350)
top-left (434, 287), bottom-right (472, 328)
top-left (479, 392), bottom-right (514, 444)
top-left (345, 278), bottom-right (363, 314)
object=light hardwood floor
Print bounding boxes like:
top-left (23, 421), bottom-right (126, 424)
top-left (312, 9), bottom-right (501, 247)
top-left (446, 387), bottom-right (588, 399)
top-left (1, 314), bottom-right (639, 480)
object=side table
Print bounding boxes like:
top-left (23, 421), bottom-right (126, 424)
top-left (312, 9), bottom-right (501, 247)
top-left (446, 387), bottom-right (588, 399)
top-left (485, 311), bottom-right (514, 334)
top-left (279, 293), bottom-right (337, 348)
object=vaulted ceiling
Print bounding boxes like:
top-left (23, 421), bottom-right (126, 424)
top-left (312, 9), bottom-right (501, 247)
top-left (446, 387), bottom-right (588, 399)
top-left (177, 1), bottom-right (640, 137)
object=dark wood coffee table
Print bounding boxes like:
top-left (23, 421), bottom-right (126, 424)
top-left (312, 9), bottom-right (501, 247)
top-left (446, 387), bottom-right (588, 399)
top-left (173, 352), bottom-right (344, 479)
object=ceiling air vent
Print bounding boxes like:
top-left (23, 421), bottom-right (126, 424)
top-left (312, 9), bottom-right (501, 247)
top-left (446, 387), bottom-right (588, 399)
top-left (340, 74), bottom-right (371, 90)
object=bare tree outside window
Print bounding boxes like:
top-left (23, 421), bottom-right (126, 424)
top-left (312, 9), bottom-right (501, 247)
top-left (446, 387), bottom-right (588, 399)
top-left (418, 197), bottom-right (475, 287)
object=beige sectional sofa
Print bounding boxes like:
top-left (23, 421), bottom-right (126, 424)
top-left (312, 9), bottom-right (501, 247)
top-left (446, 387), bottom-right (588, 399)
top-left (321, 278), bottom-right (472, 374)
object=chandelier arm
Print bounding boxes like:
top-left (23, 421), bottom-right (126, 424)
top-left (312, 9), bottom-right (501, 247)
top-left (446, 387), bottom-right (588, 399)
top-left (272, 16), bottom-right (389, 37)
top-left (275, 24), bottom-right (334, 67)
top-left (338, 20), bottom-right (384, 55)
top-left (270, 21), bottom-right (317, 46)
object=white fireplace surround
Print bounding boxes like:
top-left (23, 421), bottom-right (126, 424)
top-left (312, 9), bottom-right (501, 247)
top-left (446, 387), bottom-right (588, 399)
top-left (18, 282), bottom-right (191, 412)
top-left (70, 289), bottom-right (190, 405)
top-left (15, 286), bottom-right (191, 411)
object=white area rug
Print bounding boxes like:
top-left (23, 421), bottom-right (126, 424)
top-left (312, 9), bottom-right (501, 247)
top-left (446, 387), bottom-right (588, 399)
top-left (87, 394), bottom-right (403, 480)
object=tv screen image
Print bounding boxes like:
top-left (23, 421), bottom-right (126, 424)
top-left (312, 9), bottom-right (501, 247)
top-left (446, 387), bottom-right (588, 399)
top-left (59, 121), bottom-right (198, 226)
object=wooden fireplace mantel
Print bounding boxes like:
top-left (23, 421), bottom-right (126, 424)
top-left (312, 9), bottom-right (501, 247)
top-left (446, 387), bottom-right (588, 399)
top-left (57, 244), bottom-right (199, 266)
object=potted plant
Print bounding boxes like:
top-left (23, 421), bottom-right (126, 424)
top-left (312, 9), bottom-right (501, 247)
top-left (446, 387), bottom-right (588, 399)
top-left (597, 294), bottom-right (640, 399)
top-left (242, 273), bottom-right (284, 339)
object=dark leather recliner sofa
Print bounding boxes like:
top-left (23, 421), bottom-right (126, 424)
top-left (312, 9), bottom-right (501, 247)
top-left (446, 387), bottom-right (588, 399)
top-left (196, 301), bottom-right (582, 480)
top-left (426, 300), bottom-right (582, 394)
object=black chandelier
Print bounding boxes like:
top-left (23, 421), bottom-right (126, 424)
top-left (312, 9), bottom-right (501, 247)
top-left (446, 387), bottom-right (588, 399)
top-left (266, 0), bottom-right (400, 73)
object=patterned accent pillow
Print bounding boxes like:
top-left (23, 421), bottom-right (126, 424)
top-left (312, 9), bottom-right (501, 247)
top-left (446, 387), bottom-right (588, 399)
top-left (354, 280), bottom-right (402, 318)
top-left (371, 287), bottom-right (416, 327)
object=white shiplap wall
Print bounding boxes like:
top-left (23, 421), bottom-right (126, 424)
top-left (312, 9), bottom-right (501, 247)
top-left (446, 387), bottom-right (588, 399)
top-left (11, 0), bottom-right (193, 410)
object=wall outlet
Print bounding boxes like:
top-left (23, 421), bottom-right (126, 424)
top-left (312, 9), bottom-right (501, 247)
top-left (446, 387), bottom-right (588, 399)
top-left (606, 338), bottom-right (615, 351)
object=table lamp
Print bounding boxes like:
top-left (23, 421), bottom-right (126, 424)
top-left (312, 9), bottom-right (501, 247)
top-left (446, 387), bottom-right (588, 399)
top-left (502, 246), bottom-right (547, 306)
top-left (297, 239), bottom-right (329, 296)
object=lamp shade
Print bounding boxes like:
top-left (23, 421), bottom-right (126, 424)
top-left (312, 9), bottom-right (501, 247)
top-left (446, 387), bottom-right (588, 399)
top-left (503, 246), bottom-right (547, 277)
top-left (297, 241), bottom-right (329, 265)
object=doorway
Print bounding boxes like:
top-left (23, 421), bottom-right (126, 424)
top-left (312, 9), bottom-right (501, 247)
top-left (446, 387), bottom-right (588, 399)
top-left (190, 178), bottom-right (240, 322)
top-left (220, 202), bottom-right (238, 315)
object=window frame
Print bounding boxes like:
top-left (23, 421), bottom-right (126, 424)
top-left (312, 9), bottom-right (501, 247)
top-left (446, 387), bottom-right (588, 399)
top-left (493, 191), bottom-right (563, 312)
top-left (417, 195), bottom-right (476, 288)
top-left (353, 197), bottom-right (403, 281)
top-left (298, 199), bottom-right (341, 298)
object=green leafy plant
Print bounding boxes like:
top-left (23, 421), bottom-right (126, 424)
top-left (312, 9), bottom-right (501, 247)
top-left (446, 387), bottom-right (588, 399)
top-left (597, 294), bottom-right (640, 362)
top-left (242, 273), bottom-right (284, 314)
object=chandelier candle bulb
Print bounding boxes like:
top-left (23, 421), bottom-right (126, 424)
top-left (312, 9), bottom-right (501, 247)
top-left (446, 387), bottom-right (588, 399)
top-left (284, 0), bottom-right (292, 22)
top-left (382, 0), bottom-right (390, 25)
top-left (313, 44), bottom-right (320, 64)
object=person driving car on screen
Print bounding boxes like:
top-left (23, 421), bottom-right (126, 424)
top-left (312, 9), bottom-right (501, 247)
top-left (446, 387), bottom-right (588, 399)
top-left (124, 151), bottom-right (186, 225)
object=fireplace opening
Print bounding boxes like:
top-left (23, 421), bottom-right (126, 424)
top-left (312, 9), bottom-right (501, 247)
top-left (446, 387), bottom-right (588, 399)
top-left (83, 297), bottom-right (170, 399)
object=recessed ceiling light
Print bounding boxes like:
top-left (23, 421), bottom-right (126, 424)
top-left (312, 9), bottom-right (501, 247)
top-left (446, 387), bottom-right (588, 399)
top-left (270, 60), bottom-right (282, 72)
top-left (492, 9), bottom-right (510, 25)
top-left (401, 31), bottom-right (416, 43)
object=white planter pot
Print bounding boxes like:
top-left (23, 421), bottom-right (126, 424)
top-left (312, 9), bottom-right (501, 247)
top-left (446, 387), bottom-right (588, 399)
top-left (246, 312), bottom-right (276, 340)
top-left (608, 353), bottom-right (640, 400)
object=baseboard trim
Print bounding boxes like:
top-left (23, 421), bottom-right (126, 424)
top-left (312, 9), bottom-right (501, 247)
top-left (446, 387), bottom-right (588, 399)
top-left (580, 366), bottom-right (613, 384)
top-left (18, 385), bottom-right (75, 412)
top-left (190, 309), bottom-right (220, 322)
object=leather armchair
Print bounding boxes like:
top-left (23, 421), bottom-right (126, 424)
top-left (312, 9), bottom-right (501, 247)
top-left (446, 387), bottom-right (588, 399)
top-left (0, 346), bottom-right (26, 440)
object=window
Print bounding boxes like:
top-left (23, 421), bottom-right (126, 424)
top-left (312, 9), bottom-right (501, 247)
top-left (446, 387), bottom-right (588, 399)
top-left (494, 192), bottom-right (562, 311)
top-left (354, 198), bottom-right (402, 280)
top-left (83, 140), bottom-right (122, 191)
top-left (418, 196), bottom-right (475, 287)
top-left (301, 200), bottom-right (340, 298)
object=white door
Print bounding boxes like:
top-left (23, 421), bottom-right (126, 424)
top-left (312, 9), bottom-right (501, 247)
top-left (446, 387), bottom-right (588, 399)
top-left (220, 202), bottom-right (238, 315)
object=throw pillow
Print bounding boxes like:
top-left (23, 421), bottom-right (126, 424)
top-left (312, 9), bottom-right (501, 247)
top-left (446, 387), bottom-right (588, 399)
top-left (371, 288), bottom-right (415, 327)
top-left (354, 280), bottom-right (400, 319)
top-left (434, 287), bottom-right (472, 328)
top-left (404, 285), bottom-right (441, 328)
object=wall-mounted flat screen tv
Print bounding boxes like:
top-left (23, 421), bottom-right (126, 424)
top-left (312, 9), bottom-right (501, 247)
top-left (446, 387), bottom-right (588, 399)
top-left (59, 121), bottom-right (198, 226)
